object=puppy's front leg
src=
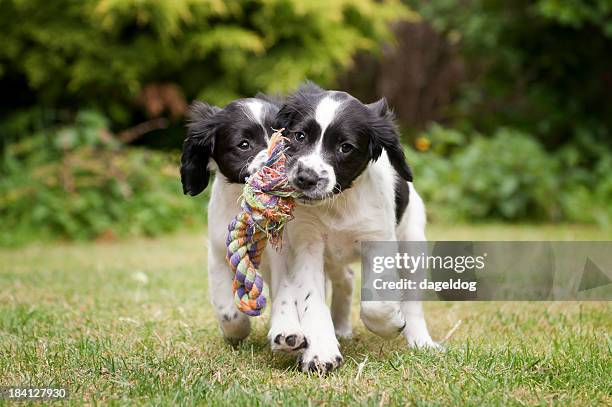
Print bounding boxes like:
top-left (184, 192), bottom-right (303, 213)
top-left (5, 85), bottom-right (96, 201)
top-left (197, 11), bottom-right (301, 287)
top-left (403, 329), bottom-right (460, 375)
top-left (293, 241), bottom-right (343, 373)
top-left (360, 238), bottom-right (406, 338)
top-left (208, 243), bottom-right (250, 344)
top-left (398, 196), bottom-right (439, 349)
top-left (327, 262), bottom-right (354, 339)
top-left (267, 246), bottom-right (308, 353)
top-left (400, 301), bottom-right (437, 348)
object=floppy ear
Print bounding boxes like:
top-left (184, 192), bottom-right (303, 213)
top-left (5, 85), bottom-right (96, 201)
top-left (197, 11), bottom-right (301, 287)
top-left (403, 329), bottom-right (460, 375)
top-left (366, 98), bottom-right (413, 182)
top-left (180, 101), bottom-right (222, 196)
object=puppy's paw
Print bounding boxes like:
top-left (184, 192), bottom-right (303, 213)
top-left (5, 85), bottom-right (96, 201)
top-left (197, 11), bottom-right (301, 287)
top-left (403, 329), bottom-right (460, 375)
top-left (360, 301), bottom-right (405, 339)
top-left (402, 323), bottom-right (443, 351)
top-left (270, 331), bottom-right (309, 353)
top-left (219, 310), bottom-right (251, 344)
top-left (334, 325), bottom-right (353, 340)
top-left (407, 337), bottom-right (444, 351)
top-left (298, 338), bottom-right (343, 374)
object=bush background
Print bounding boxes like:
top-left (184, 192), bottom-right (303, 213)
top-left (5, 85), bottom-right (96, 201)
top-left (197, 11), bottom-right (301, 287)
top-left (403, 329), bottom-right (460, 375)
top-left (1, 0), bottom-right (611, 244)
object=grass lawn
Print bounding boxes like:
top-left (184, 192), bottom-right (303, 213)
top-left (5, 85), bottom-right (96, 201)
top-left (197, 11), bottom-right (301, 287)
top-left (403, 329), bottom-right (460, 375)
top-left (1, 223), bottom-right (611, 405)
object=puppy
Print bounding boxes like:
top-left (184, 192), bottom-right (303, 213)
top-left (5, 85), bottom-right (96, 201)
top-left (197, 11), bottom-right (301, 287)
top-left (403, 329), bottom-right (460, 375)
top-left (181, 96), bottom-right (282, 343)
top-left (270, 82), bottom-right (437, 373)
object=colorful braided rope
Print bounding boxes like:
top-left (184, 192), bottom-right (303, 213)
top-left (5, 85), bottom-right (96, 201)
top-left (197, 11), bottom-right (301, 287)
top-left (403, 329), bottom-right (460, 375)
top-left (225, 129), bottom-right (299, 316)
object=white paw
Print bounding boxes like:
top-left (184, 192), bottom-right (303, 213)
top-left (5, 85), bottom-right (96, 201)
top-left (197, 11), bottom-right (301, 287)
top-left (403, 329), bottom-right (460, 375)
top-left (360, 301), bottom-right (405, 339)
top-left (334, 324), bottom-right (353, 340)
top-left (270, 330), bottom-right (309, 353)
top-left (298, 336), bottom-right (343, 374)
top-left (219, 310), bottom-right (251, 345)
top-left (404, 334), bottom-right (443, 350)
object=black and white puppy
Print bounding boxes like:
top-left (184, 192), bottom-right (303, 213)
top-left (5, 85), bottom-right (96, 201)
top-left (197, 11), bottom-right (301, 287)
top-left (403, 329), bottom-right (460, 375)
top-left (270, 83), bottom-right (438, 373)
top-left (181, 96), bottom-right (282, 343)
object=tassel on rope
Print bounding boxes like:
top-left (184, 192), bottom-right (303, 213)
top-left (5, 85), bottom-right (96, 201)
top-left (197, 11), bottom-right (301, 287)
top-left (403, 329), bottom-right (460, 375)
top-left (225, 129), bottom-right (299, 316)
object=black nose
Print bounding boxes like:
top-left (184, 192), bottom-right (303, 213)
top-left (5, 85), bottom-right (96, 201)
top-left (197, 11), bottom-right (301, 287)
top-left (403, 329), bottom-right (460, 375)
top-left (294, 165), bottom-right (320, 190)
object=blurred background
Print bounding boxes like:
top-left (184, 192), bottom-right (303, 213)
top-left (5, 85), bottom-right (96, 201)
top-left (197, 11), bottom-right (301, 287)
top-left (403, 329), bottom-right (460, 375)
top-left (1, 0), bottom-right (611, 246)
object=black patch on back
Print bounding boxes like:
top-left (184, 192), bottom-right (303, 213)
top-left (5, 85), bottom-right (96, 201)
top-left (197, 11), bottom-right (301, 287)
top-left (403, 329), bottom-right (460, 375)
top-left (394, 177), bottom-right (409, 225)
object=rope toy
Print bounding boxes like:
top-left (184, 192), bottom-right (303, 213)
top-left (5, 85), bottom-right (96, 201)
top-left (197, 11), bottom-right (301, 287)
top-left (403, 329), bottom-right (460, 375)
top-left (225, 129), bottom-right (299, 316)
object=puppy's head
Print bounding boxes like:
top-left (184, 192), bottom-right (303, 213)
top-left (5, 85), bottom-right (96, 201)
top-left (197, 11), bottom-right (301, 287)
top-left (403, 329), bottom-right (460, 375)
top-left (275, 82), bottom-right (412, 201)
top-left (181, 97), bottom-right (279, 195)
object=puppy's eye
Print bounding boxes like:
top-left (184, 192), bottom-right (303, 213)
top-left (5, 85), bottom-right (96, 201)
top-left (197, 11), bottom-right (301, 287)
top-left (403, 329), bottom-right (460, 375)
top-left (294, 131), bottom-right (306, 143)
top-left (339, 143), bottom-right (354, 154)
top-left (238, 140), bottom-right (251, 150)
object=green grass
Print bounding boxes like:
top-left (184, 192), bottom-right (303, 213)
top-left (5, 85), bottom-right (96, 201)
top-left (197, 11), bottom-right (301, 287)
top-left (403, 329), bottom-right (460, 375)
top-left (1, 223), bottom-right (611, 405)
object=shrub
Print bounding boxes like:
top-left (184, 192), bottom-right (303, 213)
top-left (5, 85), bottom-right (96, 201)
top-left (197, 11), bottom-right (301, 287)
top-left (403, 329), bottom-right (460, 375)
top-left (406, 0), bottom-right (612, 151)
top-left (0, 111), bottom-right (203, 246)
top-left (559, 151), bottom-right (612, 227)
top-left (0, 0), bottom-right (409, 146)
top-left (409, 126), bottom-right (563, 220)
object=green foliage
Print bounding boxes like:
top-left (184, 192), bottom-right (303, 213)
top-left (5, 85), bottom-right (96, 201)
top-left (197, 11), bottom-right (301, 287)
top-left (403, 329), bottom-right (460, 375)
top-left (536, 0), bottom-right (612, 31)
top-left (411, 127), bottom-right (560, 222)
top-left (0, 111), bottom-right (203, 246)
top-left (0, 0), bottom-right (408, 143)
top-left (410, 125), bottom-right (612, 224)
top-left (404, 1), bottom-right (612, 224)
top-left (0, 0), bottom-right (410, 244)
top-left (558, 150), bottom-right (612, 226)
top-left (408, 0), bottom-right (612, 150)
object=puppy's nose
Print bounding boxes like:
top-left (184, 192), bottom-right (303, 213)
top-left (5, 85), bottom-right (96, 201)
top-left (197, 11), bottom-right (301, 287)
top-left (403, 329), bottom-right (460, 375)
top-left (294, 165), bottom-right (320, 190)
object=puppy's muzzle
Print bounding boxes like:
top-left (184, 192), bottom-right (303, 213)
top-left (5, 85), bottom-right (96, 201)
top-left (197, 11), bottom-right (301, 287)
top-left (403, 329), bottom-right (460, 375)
top-left (293, 165), bottom-right (322, 191)
top-left (289, 157), bottom-right (334, 201)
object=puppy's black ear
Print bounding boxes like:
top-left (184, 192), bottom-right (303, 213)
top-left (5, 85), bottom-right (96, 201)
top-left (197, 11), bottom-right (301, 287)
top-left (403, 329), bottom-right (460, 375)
top-left (367, 97), bottom-right (413, 182)
top-left (180, 101), bottom-right (222, 196)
